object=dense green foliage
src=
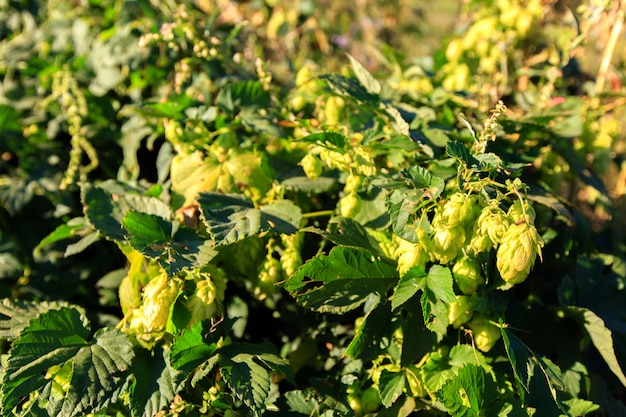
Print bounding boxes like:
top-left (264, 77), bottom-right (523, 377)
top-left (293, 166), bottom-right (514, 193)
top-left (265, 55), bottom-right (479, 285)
top-left (1, 0), bottom-right (626, 416)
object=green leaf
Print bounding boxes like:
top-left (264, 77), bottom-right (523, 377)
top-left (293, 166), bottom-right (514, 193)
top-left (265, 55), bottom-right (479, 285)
top-left (282, 247), bottom-right (397, 313)
top-left (426, 265), bottom-right (457, 304)
top-left (391, 266), bottom-right (427, 310)
top-left (64, 231), bottom-right (100, 257)
top-left (198, 193), bottom-right (302, 246)
top-left (501, 325), bottom-right (532, 399)
top-left (302, 217), bottom-right (387, 258)
top-left (35, 217), bottom-right (89, 252)
top-left (318, 73), bottom-right (378, 104)
top-left (387, 190), bottom-right (425, 243)
top-left (569, 306), bottom-right (626, 388)
top-left (82, 182), bottom-right (173, 242)
top-left (403, 166), bottom-right (445, 197)
top-left (123, 211), bottom-right (173, 257)
top-left (346, 300), bottom-right (393, 360)
top-left (128, 347), bottom-right (186, 417)
top-left (216, 80), bottom-right (271, 112)
top-left (379, 370), bottom-right (406, 408)
top-left (218, 343), bottom-right (294, 416)
top-left (300, 131), bottom-right (348, 149)
top-left (347, 54), bottom-right (381, 95)
top-left (1, 308), bottom-right (133, 417)
top-left (446, 140), bottom-right (479, 167)
top-left (0, 299), bottom-right (79, 340)
top-left (437, 364), bottom-right (485, 417)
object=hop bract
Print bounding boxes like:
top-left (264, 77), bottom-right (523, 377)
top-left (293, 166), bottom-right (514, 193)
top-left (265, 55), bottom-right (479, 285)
top-left (140, 273), bottom-right (181, 333)
top-left (496, 221), bottom-right (544, 285)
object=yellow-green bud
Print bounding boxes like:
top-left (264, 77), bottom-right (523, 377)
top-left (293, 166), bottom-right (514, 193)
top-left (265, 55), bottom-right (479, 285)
top-left (468, 317), bottom-right (501, 352)
top-left (324, 96), bottom-right (345, 126)
top-left (452, 256), bottom-right (485, 294)
top-left (496, 222), bottom-right (544, 285)
top-left (448, 295), bottom-right (473, 328)
top-left (344, 173), bottom-right (364, 194)
top-left (477, 203), bottom-right (510, 245)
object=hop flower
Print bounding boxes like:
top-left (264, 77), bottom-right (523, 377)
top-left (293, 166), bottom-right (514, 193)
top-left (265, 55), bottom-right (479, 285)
top-left (507, 199), bottom-right (536, 224)
top-left (300, 153), bottom-right (323, 179)
top-left (140, 273), bottom-right (181, 332)
top-left (394, 237), bottom-right (427, 276)
top-left (438, 193), bottom-right (482, 228)
top-left (452, 256), bottom-right (485, 294)
top-left (448, 295), bottom-right (474, 328)
top-left (496, 221), bottom-right (544, 285)
top-left (432, 223), bottom-right (465, 264)
top-left (477, 203), bottom-right (510, 245)
top-left (468, 317), bottom-right (501, 352)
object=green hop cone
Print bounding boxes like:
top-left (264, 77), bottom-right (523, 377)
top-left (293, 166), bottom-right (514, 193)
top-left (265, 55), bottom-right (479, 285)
top-left (496, 221), bottom-right (544, 285)
top-left (394, 237), bottom-right (427, 276)
top-left (508, 199), bottom-right (536, 224)
top-left (452, 256), bottom-right (485, 294)
top-left (432, 223), bottom-right (465, 264)
top-left (477, 202), bottom-right (510, 245)
top-left (448, 295), bottom-right (473, 328)
top-left (140, 273), bottom-right (181, 333)
top-left (300, 153), bottom-right (323, 179)
top-left (439, 193), bottom-right (483, 228)
top-left (468, 317), bottom-right (501, 352)
top-left (339, 192), bottom-right (363, 219)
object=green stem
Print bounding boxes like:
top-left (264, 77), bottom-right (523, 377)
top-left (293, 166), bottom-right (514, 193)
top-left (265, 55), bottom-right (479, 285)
top-left (302, 209), bottom-right (335, 218)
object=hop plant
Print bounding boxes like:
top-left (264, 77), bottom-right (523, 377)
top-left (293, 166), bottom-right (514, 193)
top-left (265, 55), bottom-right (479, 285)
top-left (496, 221), bottom-right (544, 285)
top-left (448, 295), bottom-right (474, 328)
top-left (300, 153), bottom-right (323, 179)
top-left (431, 223), bottom-right (466, 264)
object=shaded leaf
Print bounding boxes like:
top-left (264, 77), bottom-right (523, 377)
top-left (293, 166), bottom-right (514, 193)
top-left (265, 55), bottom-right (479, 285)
top-left (129, 347), bottom-right (186, 417)
top-left (300, 131), bottom-right (348, 149)
top-left (302, 217), bottom-right (386, 258)
top-left (346, 300), bottom-right (393, 361)
top-left (379, 369), bottom-right (406, 408)
top-left (0, 299), bottom-right (78, 340)
top-left (392, 266), bottom-right (427, 310)
top-left (569, 306), bottom-right (626, 388)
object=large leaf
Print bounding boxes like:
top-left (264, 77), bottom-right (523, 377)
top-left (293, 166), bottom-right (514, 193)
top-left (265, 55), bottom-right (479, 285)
top-left (281, 246), bottom-right (398, 313)
top-left (122, 212), bottom-right (216, 275)
top-left (1, 308), bottom-right (134, 417)
top-left (218, 343), bottom-right (294, 417)
top-left (569, 306), bottom-right (626, 388)
top-left (82, 181), bottom-right (173, 242)
top-left (198, 193), bottom-right (302, 246)
top-left (0, 299), bottom-right (77, 340)
top-left (391, 266), bottom-right (427, 310)
top-left (128, 347), bottom-right (186, 417)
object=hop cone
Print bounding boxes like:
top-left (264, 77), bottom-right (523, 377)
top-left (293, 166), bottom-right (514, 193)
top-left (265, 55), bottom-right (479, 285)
top-left (496, 222), bottom-right (544, 285)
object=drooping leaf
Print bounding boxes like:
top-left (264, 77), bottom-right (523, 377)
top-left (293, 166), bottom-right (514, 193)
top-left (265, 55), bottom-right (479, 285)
top-left (218, 343), bottom-right (294, 416)
top-left (569, 306), bottom-right (626, 388)
top-left (300, 131), bottom-right (348, 149)
top-left (128, 347), bottom-right (186, 417)
top-left (282, 247), bottom-right (397, 313)
top-left (123, 211), bottom-right (173, 257)
top-left (379, 370), bottom-right (406, 408)
top-left (35, 217), bottom-right (89, 253)
top-left (346, 300), bottom-right (393, 360)
top-left (446, 140), bottom-right (479, 167)
top-left (501, 325), bottom-right (532, 399)
top-left (347, 53), bottom-right (381, 96)
top-left (318, 73), bottom-right (379, 104)
top-left (1, 308), bottom-right (134, 417)
top-left (63, 231), bottom-right (100, 257)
